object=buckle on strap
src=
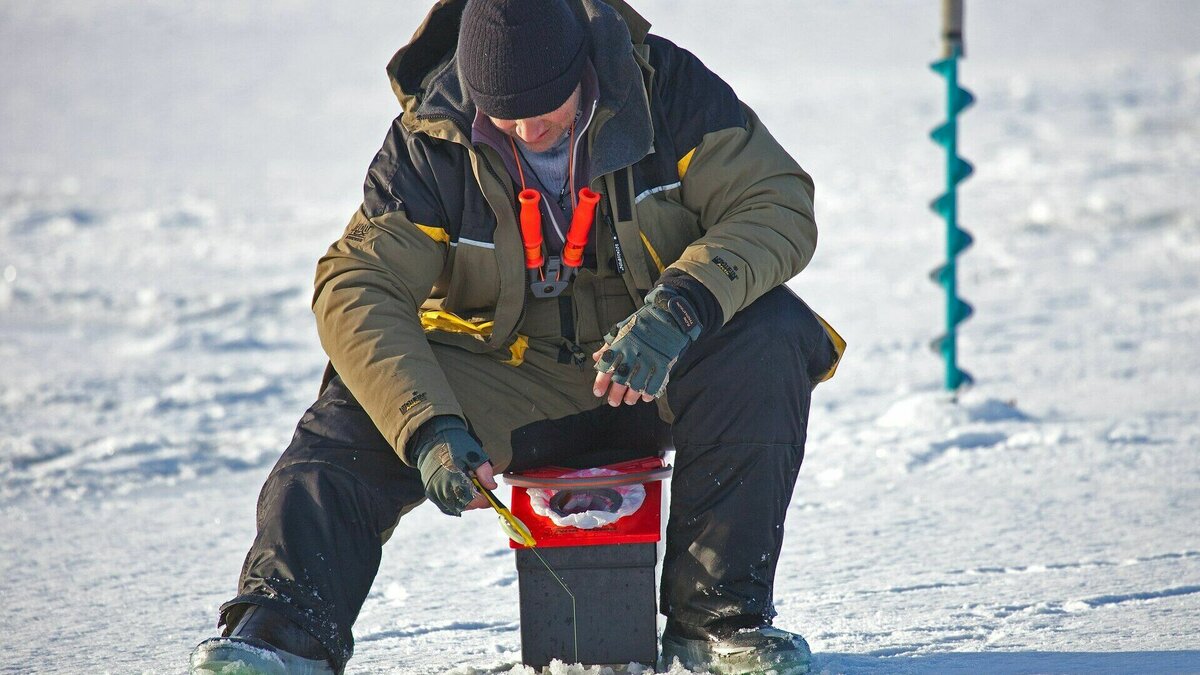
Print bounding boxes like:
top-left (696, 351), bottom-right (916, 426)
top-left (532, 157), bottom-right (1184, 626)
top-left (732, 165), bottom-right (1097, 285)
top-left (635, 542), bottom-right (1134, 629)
top-left (529, 257), bottom-right (573, 298)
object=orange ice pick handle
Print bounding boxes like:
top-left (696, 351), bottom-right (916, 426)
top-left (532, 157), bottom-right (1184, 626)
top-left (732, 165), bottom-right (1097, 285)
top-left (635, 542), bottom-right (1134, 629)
top-left (562, 188), bottom-right (599, 269)
top-left (518, 189), bottom-right (544, 269)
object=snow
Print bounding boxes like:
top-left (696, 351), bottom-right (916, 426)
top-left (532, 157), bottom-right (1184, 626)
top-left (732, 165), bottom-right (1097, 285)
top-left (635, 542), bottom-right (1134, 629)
top-left (2, 1), bottom-right (1199, 673)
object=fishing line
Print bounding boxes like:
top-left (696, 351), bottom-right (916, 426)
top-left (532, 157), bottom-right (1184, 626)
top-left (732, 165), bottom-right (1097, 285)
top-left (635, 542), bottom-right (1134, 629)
top-left (529, 547), bottom-right (579, 664)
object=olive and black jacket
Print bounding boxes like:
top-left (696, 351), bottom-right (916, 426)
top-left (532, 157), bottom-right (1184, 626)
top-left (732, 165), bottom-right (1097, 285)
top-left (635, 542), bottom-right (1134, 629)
top-left (313, 0), bottom-right (831, 459)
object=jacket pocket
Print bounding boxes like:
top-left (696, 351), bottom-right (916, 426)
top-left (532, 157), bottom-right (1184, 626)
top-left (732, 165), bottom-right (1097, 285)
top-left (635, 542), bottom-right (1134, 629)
top-left (635, 190), bottom-right (702, 279)
top-left (593, 275), bottom-right (638, 340)
top-left (444, 240), bottom-right (501, 313)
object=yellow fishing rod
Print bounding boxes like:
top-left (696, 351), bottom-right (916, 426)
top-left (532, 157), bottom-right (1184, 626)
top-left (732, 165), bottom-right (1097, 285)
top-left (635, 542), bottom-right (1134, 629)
top-left (471, 476), bottom-right (537, 548)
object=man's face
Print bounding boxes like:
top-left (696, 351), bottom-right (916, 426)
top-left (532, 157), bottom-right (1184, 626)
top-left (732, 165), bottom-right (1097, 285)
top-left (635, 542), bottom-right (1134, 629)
top-left (487, 84), bottom-right (581, 154)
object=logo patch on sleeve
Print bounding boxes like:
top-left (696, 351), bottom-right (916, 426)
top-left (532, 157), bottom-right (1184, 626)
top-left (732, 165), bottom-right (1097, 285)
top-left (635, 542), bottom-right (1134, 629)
top-left (399, 391), bottom-right (428, 414)
top-left (345, 223), bottom-right (371, 243)
top-left (712, 256), bottom-right (739, 281)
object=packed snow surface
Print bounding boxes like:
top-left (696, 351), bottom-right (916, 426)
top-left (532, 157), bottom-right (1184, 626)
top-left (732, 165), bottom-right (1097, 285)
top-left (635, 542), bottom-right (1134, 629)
top-left (2, 1), bottom-right (1198, 673)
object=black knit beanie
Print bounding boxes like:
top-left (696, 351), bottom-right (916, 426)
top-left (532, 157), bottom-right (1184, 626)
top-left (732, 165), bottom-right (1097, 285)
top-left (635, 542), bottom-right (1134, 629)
top-left (457, 0), bottom-right (590, 120)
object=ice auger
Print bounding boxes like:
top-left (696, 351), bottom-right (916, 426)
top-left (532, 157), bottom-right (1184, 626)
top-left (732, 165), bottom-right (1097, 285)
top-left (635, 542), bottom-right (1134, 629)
top-left (929, 0), bottom-right (974, 391)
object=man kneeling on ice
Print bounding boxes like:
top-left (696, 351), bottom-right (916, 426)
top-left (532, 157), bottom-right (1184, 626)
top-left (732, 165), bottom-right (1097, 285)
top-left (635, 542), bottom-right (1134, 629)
top-left (191, 0), bottom-right (841, 672)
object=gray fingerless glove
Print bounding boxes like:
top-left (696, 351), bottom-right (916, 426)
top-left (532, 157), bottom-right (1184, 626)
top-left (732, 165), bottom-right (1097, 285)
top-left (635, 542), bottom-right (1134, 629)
top-left (407, 415), bottom-right (490, 517)
top-left (596, 286), bottom-right (703, 397)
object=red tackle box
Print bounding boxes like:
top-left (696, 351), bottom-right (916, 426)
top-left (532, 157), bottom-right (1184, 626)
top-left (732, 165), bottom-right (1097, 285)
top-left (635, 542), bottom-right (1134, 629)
top-left (505, 456), bottom-right (667, 548)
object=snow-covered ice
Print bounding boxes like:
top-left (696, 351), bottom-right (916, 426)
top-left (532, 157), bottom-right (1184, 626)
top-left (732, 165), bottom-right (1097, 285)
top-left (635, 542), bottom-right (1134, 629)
top-left (2, 1), bottom-right (1198, 673)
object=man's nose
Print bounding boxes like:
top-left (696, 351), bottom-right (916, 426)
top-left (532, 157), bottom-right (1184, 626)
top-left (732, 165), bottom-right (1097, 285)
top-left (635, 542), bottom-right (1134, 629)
top-left (515, 119), bottom-right (545, 143)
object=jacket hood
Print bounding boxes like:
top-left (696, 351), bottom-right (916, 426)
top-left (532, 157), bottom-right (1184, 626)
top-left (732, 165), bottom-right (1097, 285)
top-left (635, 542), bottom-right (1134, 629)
top-left (385, 0), bottom-right (654, 177)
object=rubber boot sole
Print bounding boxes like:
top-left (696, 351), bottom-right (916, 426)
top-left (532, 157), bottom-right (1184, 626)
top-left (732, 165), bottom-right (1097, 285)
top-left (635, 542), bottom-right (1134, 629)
top-left (190, 637), bottom-right (333, 675)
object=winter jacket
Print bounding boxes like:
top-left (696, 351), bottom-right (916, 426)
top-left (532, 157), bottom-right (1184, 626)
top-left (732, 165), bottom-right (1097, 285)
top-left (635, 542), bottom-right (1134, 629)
top-left (313, 0), bottom-right (839, 459)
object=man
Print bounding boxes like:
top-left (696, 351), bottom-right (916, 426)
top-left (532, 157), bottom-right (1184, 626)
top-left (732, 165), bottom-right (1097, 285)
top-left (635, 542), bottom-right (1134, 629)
top-left (190, 0), bottom-right (842, 673)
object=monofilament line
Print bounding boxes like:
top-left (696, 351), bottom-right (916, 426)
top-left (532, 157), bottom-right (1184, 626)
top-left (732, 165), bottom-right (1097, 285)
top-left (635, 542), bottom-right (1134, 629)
top-left (530, 547), bottom-right (578, 664)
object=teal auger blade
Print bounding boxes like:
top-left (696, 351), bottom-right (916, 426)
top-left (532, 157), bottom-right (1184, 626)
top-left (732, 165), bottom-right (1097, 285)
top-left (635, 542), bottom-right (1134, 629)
top-left (929, 48), bottom-right (974, 391)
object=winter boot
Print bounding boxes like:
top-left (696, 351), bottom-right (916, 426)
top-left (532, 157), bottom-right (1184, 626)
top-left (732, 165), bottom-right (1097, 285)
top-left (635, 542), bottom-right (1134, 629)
top-left (189, 605), bottom-right (335, 675)
top-left (660, 626), bottom-right (812, 675)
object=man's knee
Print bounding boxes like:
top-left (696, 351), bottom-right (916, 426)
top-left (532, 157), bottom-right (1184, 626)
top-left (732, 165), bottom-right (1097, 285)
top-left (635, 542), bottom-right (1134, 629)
top-left (665, 287), bottom-right (825, 446)
top-left (260, 456), bottom-right (424, 540)
top-left (717, 287), bottom-right (830, 375)
top-left (682, 288), bottom-right (829, 378)
top-left (270, 373), bottom-right (422, 515)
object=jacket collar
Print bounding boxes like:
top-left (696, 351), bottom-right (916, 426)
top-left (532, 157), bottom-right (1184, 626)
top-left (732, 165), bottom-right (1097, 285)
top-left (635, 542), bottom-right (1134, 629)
top-left (386, 0), bottom-right (654, 179)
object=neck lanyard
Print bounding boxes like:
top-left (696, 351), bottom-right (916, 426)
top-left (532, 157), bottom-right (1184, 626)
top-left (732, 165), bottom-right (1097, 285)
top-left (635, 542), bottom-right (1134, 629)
top-left (509, 120), bottom-right (599, 298)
